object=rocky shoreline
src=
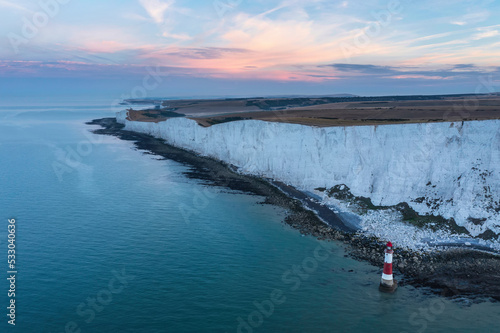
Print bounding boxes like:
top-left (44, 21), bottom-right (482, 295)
top-left (88, 117), bottom-right (500, 302)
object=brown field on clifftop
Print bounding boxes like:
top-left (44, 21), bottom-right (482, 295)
top-left (125, 94), bottom-right (500, 127)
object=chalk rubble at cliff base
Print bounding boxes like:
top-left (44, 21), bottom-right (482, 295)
top-left (318, 192), bottom-right (500, 252)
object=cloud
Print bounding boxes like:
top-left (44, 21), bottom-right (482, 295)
top-left (138, 0), bottom-right (174, 24)
top-left (390, 74), bottom-right (446, 80)
top-left (122, 12), bottom-right (150, 22)
top-left (450, 10), bottom-right (490, 26)
top-left (453, 64), bottom-right (475, 69)
top-left (2, 59), bottom-right (500, 90)
top-left (327, 64), bottom-right (394, 74)
top-left (411, 31), bottom-right (455, 43)
top-left (161, 31), bottom-right (192, 41)
top-left (165, 47), bottom-right (250, 60)
top-left (216, 11), bottom-right (349, 69)
top-left (78, 40), bottom-right (135, 54)
top-left (1, 0), bottom-right (499, 88)
top-left (136, 0), bottom-right (196, 41)
top-left (472, 29), bottom-right (499, 40)
top-left (324, 63), bottom-right (500, 81)
top-left (0, 0), bottom-right (29, 12)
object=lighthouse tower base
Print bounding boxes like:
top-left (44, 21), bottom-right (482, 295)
top-left (379, 279), bottom-right (398, 293)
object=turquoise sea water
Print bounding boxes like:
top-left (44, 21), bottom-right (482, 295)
top-left (0, 101), bottom-right (499, 332)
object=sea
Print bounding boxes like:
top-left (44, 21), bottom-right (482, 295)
top-left (0, 98), bottom-right (498, 332)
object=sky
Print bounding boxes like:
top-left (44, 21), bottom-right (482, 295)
top-left (0, 0), bottom-right (499, 99)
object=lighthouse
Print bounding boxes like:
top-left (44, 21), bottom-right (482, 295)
top-left (379, 241), bottom-right (398, 293)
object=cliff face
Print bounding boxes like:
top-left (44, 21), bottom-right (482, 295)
top-left (117, 111), bottom-right (500, 236)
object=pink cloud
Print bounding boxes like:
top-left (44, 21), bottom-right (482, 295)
top-left (389, 75), bottom-right (448, 80)
top-left (78, 40), bottom-right (136, 54)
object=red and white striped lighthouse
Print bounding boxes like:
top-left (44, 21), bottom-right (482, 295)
top-left (379, 241), bottom-right (398, 293)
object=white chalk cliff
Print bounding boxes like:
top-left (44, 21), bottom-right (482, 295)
top-left (117, 111), bottom-right (500, 237)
